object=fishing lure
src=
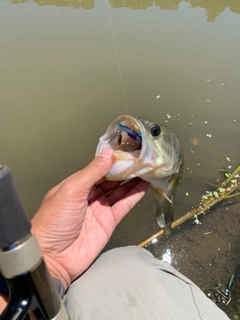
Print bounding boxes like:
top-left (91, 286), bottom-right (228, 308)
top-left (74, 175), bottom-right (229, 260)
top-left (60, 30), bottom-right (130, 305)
top-left (117, 123), bottom-right (142, 145)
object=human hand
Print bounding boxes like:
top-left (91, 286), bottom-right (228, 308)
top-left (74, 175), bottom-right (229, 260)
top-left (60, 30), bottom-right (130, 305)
top-left (31, 148), bottom-right (149, 289)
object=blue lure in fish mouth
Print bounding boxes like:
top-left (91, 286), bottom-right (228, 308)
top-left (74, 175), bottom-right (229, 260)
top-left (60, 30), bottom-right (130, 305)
top-left (118, 123), bottom-right (142, 143)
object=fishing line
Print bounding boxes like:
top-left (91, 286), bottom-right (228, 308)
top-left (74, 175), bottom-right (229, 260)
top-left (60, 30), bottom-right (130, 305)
top-left (107, 2), bottom-right (128, 114)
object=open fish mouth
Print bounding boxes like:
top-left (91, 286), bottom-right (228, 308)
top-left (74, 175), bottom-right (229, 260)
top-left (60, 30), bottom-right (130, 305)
top-left (96, 114), bottom-right (184, 234)
top-left (96, 115), bottom-right (152, 180)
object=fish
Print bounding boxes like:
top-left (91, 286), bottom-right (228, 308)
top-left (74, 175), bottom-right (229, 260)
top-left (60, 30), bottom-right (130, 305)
top-left (95, 115), bottom-right (183, 235)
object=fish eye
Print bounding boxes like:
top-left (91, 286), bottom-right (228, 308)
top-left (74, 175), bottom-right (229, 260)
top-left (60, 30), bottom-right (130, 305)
top-left (151, 124), bottom-right (161, 136)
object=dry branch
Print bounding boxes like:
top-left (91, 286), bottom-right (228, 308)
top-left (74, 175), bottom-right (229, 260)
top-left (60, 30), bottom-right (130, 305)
top-left (138, 166), bottom-right (240, 248)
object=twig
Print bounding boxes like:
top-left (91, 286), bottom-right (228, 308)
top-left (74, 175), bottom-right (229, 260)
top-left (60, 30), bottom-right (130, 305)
top-left (138, 166), bottom-right (240, 248)
top-left (184, 177), bottom-right (219, 189)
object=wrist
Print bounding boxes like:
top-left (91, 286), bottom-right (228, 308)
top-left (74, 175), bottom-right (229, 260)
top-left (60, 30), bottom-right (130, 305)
top-left (31, 226), bottom-right (71, 291)
top-left (42, 252), bottom-right (71, 291)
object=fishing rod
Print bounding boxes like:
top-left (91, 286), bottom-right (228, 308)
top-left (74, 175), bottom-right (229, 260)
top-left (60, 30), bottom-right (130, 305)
top-left (0, 165), bottom-right (69, 320)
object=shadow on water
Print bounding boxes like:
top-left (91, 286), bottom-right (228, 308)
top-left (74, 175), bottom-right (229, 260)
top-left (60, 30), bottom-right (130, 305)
top-left (1, 0), bottom-right (240, 318)
top-left (10, 0), bottom-right (240, 22)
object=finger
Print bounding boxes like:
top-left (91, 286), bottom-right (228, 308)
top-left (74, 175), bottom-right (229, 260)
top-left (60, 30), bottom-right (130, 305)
top-left (107, 178), bottom-right (149, 205)
top-left (43, 171), bottom-right (82, 199)
top-left (88, 180), bottom-right (122, 201)
top-left (63, 148), bottom-right (113, 196)
top-left (111, 180), bottom-right (150, 224)
top-left (98, 180), bottom-right (122, 194)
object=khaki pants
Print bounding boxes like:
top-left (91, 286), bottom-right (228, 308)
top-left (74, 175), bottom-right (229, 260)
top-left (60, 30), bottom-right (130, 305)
top-left (64, 246), bottom-right (230, 320)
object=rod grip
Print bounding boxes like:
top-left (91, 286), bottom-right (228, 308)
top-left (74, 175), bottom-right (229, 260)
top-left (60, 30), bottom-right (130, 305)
top-left (0, 166), bottom-right (31, 248)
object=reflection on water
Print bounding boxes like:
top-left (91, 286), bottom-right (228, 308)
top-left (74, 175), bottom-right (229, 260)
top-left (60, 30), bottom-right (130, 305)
top-left (10, 0), bottom-right (240, 22)
top-left (11, 0), bottom-right (95, 9)
top-left (187, 0), bottom-right (240, 22)
top-left (110, 0), bottom-right (181, 10)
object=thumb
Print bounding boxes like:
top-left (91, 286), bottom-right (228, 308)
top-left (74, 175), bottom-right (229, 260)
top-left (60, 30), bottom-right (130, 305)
top-left (66, 148), bottom-right (113, 195)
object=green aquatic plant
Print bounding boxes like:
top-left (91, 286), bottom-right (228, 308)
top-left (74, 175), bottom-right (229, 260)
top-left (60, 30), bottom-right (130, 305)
top-left (206, 263), bottom-right (240, 319)
top-left (138, 165), bottom-right (240, 247)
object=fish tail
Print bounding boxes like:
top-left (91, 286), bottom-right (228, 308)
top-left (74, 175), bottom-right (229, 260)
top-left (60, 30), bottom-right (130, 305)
top-left (156, 206), bottom-right (173, 236)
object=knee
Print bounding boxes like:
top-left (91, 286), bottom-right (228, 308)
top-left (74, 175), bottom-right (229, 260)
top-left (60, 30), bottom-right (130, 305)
top-left (97, 245), bottom-right (154, 270)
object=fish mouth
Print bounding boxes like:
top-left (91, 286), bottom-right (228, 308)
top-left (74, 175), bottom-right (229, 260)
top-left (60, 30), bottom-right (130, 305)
top-left (96, 115), bottom-right (150, 180)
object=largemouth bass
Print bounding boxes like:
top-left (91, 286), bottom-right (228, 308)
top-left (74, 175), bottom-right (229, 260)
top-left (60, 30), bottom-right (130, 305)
top-left (96, 115), bottom-right (183, 235)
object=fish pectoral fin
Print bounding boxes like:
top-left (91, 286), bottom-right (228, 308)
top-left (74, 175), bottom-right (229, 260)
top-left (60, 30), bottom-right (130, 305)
top-left (151, 163), bottom-right (183, 237)
top-left (162, 191), bottom-right (172, 204)
top-left (168, 162), bottom-right (183, 189)
top-left (151, 187), bottom-right (173, 211)
top-left (151, 186), bottom-right (174, 236)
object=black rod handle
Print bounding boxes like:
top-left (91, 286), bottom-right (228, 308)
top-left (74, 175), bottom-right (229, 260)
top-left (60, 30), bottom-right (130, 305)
top-left (0, 165), bottom-right (31, 249)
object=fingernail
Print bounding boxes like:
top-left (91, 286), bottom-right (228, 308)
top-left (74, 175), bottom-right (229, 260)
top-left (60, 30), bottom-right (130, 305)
top-left (100, 148), bottom-right (113, 159)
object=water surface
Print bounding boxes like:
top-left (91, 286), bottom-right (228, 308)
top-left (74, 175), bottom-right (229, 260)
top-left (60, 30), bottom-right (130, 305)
top-left (1, 0), bottom-right (240, 317)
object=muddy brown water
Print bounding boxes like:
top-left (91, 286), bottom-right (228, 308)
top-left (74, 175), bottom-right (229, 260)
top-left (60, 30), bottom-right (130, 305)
top-left (1, 0), bottom-right (240, 318)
